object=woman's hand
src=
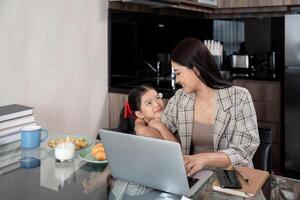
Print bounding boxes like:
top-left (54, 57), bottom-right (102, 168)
top-left (183, 154), bottom-right (208, 177)
top-left (184, 152), bottom-right (231, 176)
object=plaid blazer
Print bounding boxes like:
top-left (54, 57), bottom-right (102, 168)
top-left (161, 86), bottom-right (260, 166)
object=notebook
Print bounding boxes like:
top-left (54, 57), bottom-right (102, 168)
top-left (213, 165), bottom-right (269, 198)
top-left (99, 129), bottom-right (213, 197)
top-left (0, 104), bottom-right (33, 122)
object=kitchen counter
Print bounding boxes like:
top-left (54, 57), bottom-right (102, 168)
top-left (109, 75), bottom-right (181, 99)
top-left (109, 71), bottom-right (280, 98)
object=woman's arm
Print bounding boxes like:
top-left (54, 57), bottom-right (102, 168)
top-left (218, 89), bottom-right (260, 166)
top-left (184, 152), bottom-right (230, 176)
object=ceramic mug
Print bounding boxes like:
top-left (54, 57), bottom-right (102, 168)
top-left (20, 125), bottom-right (48, 148)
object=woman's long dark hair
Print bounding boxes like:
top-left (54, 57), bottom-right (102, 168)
top-left (171, 37), bottom-right (231, 89)
top-left (118, 85), bottom-right (154, 134)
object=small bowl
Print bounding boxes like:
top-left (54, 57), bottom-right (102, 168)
top-left (55, 142), bottom-right (75, 162)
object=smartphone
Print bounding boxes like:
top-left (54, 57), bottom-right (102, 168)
top-left (216, 170), bottom-right (242, 189)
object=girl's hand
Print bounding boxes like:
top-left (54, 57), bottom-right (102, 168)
top-left (183, 154), bottom-right (208, 177)
top-left (135, 118), bottom-right (164, 139)
top-left (149, 118), bottom-right (178, 142)
top-left (148, 118), bottom-right (164, 130)
top-left (135, 118), bottom-right (146, 126)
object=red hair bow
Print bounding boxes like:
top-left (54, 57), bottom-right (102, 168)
top-left (124, 101), bottom-right (132, 119)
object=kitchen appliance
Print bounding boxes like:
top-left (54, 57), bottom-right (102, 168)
top-left (284, 14), bottom-right (300, 175)
top-left (231, 55), bottom-right (249, 69)
top-left (157, 53), bottom-right (171, 76)
top-left (230, 54), bottom-right (251, 75)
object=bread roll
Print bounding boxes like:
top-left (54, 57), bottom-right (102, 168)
top-left (91, 144), bottom-right (106, 160)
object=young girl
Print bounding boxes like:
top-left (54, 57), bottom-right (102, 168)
top-left (118, 85), bottom-right (177, 142)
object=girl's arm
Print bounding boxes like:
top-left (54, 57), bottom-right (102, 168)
top-left (135, 118), bottom-right (164, 139)
top-left (148, 118), bottom-right (178, 142)
top-left (135, 118), bottom-right (178, 142)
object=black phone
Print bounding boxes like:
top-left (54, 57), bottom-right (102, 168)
top-left (216, 170), bottom-right (242, 189)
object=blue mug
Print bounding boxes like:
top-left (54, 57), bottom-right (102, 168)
top-left (20, 125), bottom-right (48, 148)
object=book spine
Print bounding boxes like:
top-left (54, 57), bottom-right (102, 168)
top-left (0, 133), bottom-right (21, 146)
top-left (0, 109), bottom-right (33, 122)
top-left (0, 115), bottom-right (35, 130)
top-left (0, 122), bottom-right (36, 138)
top-left (0, 149), bottom-right (21, 162)
top-left (0, 141), bottom-right (20, 155)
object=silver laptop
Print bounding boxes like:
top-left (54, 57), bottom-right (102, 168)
top-left (99, 129), bottom-right (213, 197)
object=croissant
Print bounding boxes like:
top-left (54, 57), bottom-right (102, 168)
top-left (91, 144), bottom-right (106, 160)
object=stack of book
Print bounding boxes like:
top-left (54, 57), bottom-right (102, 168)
top-left (0, 141), bottom-right (21, 175)
top-left (0, 104), bottom-right (35, 145)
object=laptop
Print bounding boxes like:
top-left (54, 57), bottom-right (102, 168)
top-left (99, 129), bottom-right (213, 197)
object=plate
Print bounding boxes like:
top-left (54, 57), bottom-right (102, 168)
top-left (78, 146), bottom-right (108, 164)
top-left (47, 135), bottom-right (92, 150)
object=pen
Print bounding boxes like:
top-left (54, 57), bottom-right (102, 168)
top-left (232, 165), bottom-right (250, 184)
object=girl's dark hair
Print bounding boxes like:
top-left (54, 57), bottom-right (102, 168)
top-left (171, 37), bottom-right (231, 89)
top-left (117, 85), bottom-right (154, 134)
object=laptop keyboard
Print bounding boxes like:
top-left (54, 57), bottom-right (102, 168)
top-left (187, 177), bottom-right (199, 188)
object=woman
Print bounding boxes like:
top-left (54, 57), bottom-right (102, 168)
top-left (161, 38), bottom-right (260, 176)
top-left (118, 85), bottom-right (177, 142)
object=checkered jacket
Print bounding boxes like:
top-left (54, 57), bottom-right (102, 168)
top-left (161, 86), bottom-right (260, 166)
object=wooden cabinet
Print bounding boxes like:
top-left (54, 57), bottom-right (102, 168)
top-left (218, 0), bottom-right (248, 8)
top-left (249, 0), bottom-right (284, 7)
top-left (285, 0), bottom-right (300, 5)
top-left (230, 0), bottom-right (249, 7)
top-left (218, 0), bottom-right (284, 8)
top-left (108, 93), bottom-right (128, 129)
top-left (218, 0), bottom-right (231, 8)
top-left (233, 79), bottom-right (281, 170)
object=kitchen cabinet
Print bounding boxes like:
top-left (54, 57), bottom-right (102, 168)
top-left (218, 0), bottom-right (231, 8)
top-left (108, 93), bottom-right (128, 129)
top-left (285, 0), bottom-right (300, 5)
top-left (248, 0), bottom-right (284, 7)
top-left (218, 0), bottom-right (248, 8)
top-left (218, 0), bottom-right (285, 8)
top-left (230, 0), bottom-right (249, 7)
top-left (233, 79), bottom-right (281, 171)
